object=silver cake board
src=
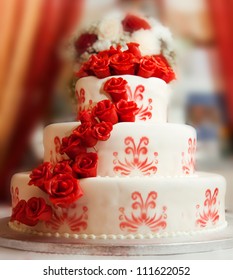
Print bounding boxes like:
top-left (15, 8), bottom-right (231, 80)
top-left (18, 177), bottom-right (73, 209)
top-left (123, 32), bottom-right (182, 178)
top-left (0, 214), bottom-right (233, 256)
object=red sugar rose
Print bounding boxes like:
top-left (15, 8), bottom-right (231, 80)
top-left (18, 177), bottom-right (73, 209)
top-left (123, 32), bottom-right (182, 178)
top-left (60, 133), bottom-right (86, 160)
top-left (138, 56), bottom-right (157, 78)
top-left (110, 52), bottom-right (138, 75)
top-left (98, 45), bottom-right (122, 58)
top-left (116, 99), bottom-right (139, 122)
top-left (53, 161), bottom-right (73, 175)
top-left (78, 110), bottom-right (97, 124)
top-left (73, 152), bottom-right (98, 178)
top-left (11, 200), bottom-right (27, 222)
top-left (152, 55), bottom-right (176, 83)
top-left (122, 14), bottom-right (151, 33)
top-left (75, 122), bottom-right (98, 147)
top-left (77, 47), bottom-right (122, 79)
top-left (75, 33), bottom-right (98, 55)
top-left (125, 43), bottom-right (141, 58)
top-left (44, 173), bottom-right (83, 207)
top-left (25, 197), bottom-right (52, 225)
top-left (89, 55), bottom-right (111, 78)
top-left (103, 77), bottom-right (128, 102)
top-left (76, 60), bottom-right (93, 78)
top-left (92, 122), bottom-right (113, 141)
top-left (29, 162), bottom-right (53, 188)
top-left (92, 100), bottom-right (118, 124)
top-left (11, 198), bottom-right (52, 226)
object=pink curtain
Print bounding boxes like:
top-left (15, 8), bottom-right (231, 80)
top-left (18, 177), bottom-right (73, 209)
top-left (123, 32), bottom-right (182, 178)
top-left (208, 0), bottom-right (233, 129)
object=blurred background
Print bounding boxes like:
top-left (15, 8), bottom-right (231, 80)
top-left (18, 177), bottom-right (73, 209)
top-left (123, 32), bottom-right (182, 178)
top-left (0, 0), bottom-right (232, 209)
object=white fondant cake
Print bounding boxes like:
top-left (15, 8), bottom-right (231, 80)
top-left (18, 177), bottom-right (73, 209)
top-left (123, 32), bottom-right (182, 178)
top-left (8, 74), bottom-right (227, 239)
top-left (8, 12), bottom-right (227, 240)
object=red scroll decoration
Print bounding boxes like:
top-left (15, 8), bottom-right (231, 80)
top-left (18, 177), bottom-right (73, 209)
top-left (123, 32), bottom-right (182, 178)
top-left (126, 84), bottom-right (152, 121)
top-left (76, 88), bottom-right (86, 113)
top-left (119, 191), bottom-right (167, 233)
top-left (76, 88), bottom-right (93, 114)
top-left (113, 136), bottom-right (158, 176)
top-left (196, 188), bottom-right (220, 228)
top-left (46, 204), bottom-right (88, 232)
top-left (49, 136), bottom-right (66, 165)
top-left (11, 186), bottom-right (19, 208)
top-left (182, 138), bottom-right (196, 174)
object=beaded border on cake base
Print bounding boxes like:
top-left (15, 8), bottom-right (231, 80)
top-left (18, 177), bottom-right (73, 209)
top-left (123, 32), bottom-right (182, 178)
top-left (8, 221), bottom-right (228, 240)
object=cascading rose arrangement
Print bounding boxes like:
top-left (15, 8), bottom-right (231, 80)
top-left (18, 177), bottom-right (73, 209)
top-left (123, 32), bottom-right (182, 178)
top-left (11, 43), bottom-right (176, 225)
top-left (9, 12), bottom-right (227, 239)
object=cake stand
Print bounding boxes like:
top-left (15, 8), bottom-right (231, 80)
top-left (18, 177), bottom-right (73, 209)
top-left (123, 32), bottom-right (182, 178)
top-left (0, 213), bottom-right (233, 256)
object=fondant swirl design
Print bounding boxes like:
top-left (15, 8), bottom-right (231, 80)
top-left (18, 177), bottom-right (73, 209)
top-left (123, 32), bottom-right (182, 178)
top-left (182, 138), bottom-right (196, 174)
top-left (126, 84), bottom-right (152, 121)
top-left (119, 191), bottom-right (167, 233)
top-left (196, 188), bottom-right (220, 227)
top-left (113, 136), bottom-right (158, 176)
top-left (76, 88), bottom-right (86, 112)
top-left (46, 205), bottom-right (88, 232)
top-left (49, 136), bottom-right (66, 165)
top-left (76, 88), bottom-right (94, 113)
top-left (11, 186), bottom-right (19, 208)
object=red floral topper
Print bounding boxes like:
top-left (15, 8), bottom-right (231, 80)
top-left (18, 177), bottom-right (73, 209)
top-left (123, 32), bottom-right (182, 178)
top-left (76, 43), bottom-right (175, 83)
top-left (11, 197), bottom-right (52, 226)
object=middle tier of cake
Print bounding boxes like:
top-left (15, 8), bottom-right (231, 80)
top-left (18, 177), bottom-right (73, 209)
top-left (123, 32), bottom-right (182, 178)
top-left (44, 122), bottom-right (196, 177)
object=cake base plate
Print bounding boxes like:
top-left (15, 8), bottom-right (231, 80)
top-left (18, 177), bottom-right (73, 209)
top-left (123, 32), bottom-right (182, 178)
top-left (0, 213), bottom-right (233, 256)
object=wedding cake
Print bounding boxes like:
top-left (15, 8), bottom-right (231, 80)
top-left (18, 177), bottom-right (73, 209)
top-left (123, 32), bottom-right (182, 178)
top-left (9, 12), bottom-right (226, 240)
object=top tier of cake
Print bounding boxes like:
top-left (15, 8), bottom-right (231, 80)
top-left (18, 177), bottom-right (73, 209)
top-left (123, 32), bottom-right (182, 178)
top-left (76, 75), bottom-right (170, 123)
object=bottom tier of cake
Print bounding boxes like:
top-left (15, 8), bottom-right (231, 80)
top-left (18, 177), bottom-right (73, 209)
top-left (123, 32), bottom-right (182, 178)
top-left (9, 172), bottom-right (226, 239)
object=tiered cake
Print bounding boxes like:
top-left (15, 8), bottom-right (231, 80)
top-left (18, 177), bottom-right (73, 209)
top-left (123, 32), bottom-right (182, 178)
top-left (9, 13), bottom-right (227, 240)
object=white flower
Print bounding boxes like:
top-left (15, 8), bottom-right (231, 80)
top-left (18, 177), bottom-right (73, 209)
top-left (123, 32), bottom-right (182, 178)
top-left (92, 40), bottom-right (112, 52)
top-left (97, 18), bottom-right (123, 41)
top-left (152, 25), bottom-right (173, 50)
top-left (131, 29), bottom-right (161, 56)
